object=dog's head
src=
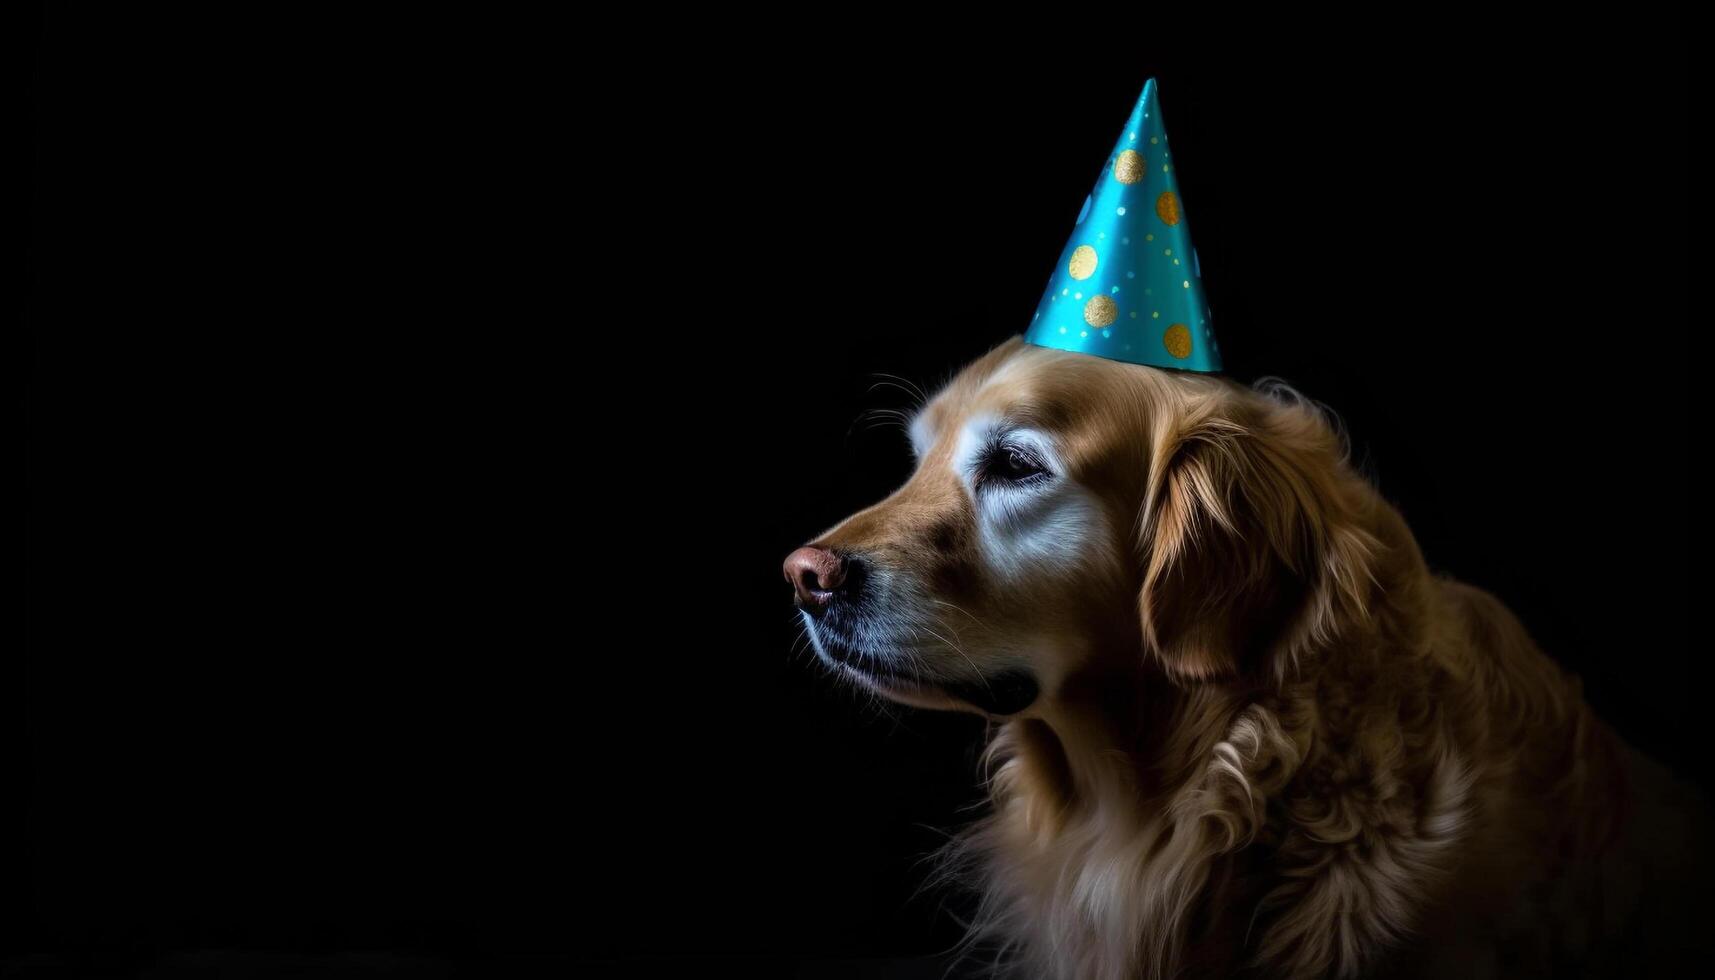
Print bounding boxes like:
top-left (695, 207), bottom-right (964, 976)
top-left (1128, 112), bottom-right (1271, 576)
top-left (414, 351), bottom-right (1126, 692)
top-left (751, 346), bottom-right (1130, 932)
top-left (786, 337), bottom-right (1380, 717)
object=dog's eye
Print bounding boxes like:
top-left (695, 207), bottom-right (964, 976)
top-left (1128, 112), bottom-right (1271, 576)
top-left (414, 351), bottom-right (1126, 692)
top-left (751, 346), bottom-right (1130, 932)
top-left (978, 445), bottom-right (1050, 489)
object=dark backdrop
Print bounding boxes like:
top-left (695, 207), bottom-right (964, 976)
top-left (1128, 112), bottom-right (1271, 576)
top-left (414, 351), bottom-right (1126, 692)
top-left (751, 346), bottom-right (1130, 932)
top-left (23, 6), bottom-right (1689, 978)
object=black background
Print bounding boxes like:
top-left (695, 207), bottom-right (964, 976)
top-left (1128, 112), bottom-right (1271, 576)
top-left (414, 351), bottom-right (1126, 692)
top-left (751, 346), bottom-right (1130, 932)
top-left (23, 6), bottom-right (1690, 978)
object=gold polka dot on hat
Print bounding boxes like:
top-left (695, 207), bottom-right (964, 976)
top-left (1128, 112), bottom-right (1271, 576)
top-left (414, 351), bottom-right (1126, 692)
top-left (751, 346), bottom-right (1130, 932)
top-left (1155, 191), bottom-right (1180, 226)
top-left (1067, 245), bottom-right (1098, 281)
top-left (1162, 324), bottom-right (1193, 359)
top-left (1084, 295), bottom-right (1118, 328)
top-left (1113, 150), bottom-right (1145, 185)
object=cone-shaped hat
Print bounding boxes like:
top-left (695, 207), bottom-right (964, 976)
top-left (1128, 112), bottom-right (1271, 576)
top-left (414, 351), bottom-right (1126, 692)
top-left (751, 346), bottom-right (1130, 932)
top-left (1023, 79), bottom-right (1220, 371)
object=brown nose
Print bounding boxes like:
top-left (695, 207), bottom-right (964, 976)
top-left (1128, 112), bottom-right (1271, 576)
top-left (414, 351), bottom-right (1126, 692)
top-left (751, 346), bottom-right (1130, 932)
top-left (783, 546), bottom-right (847, 611)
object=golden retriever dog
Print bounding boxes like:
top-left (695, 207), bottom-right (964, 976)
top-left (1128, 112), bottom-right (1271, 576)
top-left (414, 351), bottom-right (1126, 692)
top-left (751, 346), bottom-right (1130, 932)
top-left (785, 337), bottom-right (1702, 979)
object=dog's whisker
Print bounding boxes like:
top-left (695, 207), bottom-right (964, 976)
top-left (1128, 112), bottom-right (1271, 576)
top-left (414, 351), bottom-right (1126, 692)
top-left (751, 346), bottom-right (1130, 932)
top-left (844, 410), bottom-right (916, 449)
top-left (867, 373), bottom-right (928, 409)
top-left (859, 407), bottom-right (914, 422)
top-left (928, 597), bottom-right (986, 628)
top-left (908, 622), bottom-right (997, 705)
top-left (907, 631), bottom-right (1014, 725)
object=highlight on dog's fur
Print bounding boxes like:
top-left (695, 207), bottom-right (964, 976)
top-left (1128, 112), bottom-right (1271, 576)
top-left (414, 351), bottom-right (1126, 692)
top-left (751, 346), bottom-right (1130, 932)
top-left (788, 337), bottom-right (1698, 979)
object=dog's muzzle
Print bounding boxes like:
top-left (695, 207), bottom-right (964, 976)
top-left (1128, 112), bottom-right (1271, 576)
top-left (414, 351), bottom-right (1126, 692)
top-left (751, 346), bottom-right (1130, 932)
top-left (783, 546), bottom-right (1039, 715)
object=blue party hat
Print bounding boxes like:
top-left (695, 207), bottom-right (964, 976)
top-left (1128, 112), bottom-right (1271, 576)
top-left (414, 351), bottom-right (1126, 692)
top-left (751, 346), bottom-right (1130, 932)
top-left (1023, 79), bottom-right (1220, 372)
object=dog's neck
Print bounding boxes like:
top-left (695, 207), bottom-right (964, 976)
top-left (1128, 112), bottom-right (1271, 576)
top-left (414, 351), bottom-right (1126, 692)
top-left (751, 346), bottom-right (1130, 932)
top-left (959, 675), bottom-right (1295, 980)
top-left (1020, 665), bottom-right (1275, 835)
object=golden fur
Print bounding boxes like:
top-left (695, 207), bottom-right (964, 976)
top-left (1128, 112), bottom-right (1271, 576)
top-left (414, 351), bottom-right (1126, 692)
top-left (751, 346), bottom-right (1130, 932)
top-left (798, 338), bottom-right (1678, 979)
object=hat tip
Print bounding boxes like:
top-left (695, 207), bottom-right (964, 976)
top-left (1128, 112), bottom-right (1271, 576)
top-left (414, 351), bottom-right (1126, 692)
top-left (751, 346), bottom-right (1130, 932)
top-left (1136, 77), bottom-right (1161, 112)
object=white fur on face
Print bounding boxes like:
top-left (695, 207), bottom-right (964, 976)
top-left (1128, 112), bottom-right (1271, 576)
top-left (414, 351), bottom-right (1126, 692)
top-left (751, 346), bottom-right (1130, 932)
top-left (908, 412), bottom-right (935, 460)
top-left (951, 415), bottom-right (1109, 585)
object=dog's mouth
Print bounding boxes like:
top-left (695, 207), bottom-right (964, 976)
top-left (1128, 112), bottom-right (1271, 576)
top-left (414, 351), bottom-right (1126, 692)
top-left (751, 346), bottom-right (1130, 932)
top-left (808, 623), bottom-right (1041, 716)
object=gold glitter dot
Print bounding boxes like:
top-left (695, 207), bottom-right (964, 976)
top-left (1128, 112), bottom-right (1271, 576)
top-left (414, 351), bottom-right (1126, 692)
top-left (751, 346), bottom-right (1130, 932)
top-left (1163, 324), bottom-right (1193, 359)
top-left (1156, 191), bottom-right (1181, 226)
top-left (1164, 248), bottom-right (1172, 256)
top-left (1084, 295), bottom-right (1118, 327)
top-left (1113, 150), bottom-right (1145, 184)
top-left (1183, 280), bottom-right (1190, 288)
top-left (1129, 311), bottom-right (1138, 319)
top-left (1145, 233), bottom-right (1154, 242)
top-left (1173, 258), bottom-right (1180, 265)
top-left (1152, 311), bottom-right (1160, 318)
top-left (1068, 245), bottom-right (1098, 280)
top-left (1149, 136), bottom-right (1159, 145)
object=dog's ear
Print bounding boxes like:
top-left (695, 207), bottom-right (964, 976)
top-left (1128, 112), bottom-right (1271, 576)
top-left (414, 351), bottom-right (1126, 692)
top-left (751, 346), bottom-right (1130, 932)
top-left (1138, 388), bottom-right (1382, 682)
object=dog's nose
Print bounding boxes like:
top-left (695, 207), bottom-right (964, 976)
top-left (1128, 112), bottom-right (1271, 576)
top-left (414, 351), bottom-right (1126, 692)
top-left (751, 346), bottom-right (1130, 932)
top-left (784, 546), bottom-right (848, 613)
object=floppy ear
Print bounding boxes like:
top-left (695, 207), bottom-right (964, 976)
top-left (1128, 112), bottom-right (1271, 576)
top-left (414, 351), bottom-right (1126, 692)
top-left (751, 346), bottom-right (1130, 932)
top-left (1139, 390), bottom-right (1383, 682)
